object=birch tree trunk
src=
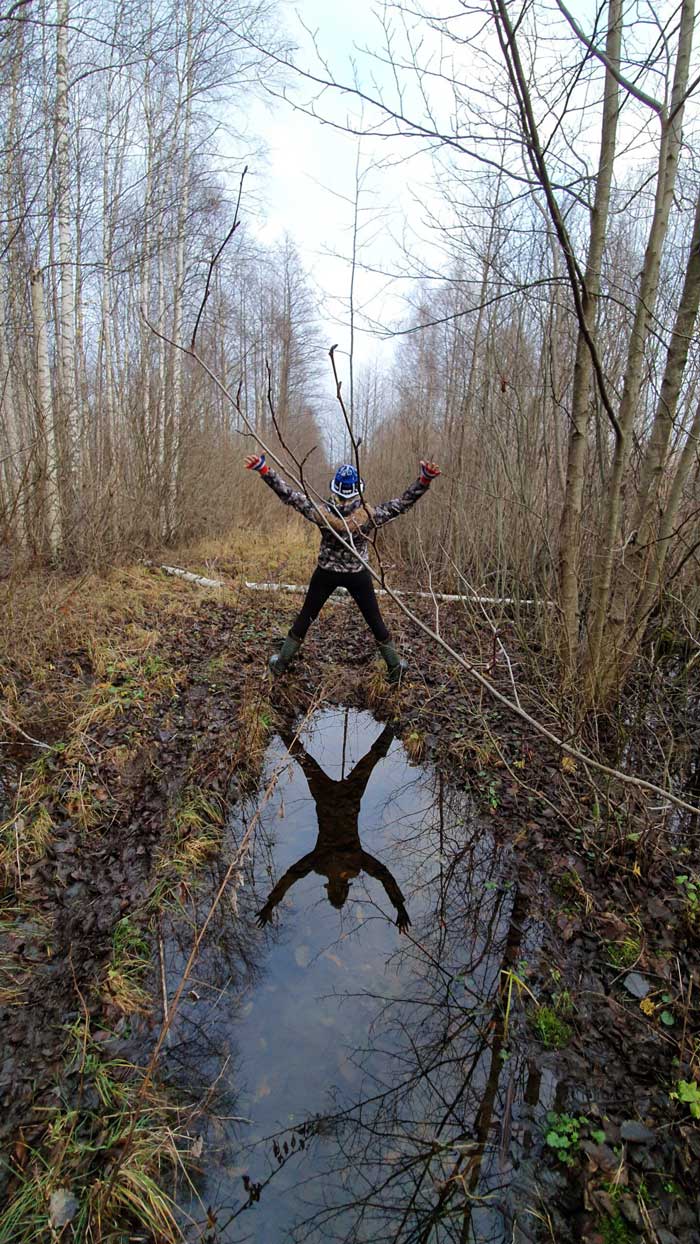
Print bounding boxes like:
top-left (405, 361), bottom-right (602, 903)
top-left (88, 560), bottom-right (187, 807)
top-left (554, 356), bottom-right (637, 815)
top-left (557, 0), bottom-right (622, 674)
top-left (616, 396), bottom-right (700, 673)
top-left (600, 186), bottom-right (700, 681)
top-left (30, 268), bottom-right (60, 557)
top-left (0, 285), bottom-right (23, 543)
top-left (585, 0), bottom-right (695, 686)
top-left (99, 75), bottom-right (117, 541)
top-left (0, 19), bottom-right (27, 547)
top-left (164, 0), bottom-right (194, 540)
top-left (54, 0), bottom-right (77, 550)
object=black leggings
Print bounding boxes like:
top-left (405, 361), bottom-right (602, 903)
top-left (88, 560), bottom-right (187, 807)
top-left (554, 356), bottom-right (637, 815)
top-left (290, 567), bottom-right (390, 643)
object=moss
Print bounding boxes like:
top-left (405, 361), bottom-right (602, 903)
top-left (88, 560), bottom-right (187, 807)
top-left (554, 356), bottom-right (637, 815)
top-left (606, 935), bottom-right (641, 968)
top-left (599, 1211), bottom-right (637, 1244)
top-left (529, 1003), bottom-right (572, 1048)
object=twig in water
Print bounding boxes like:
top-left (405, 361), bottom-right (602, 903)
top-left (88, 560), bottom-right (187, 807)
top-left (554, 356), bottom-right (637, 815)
top-left (158, 920), bottom-right (169, 1041)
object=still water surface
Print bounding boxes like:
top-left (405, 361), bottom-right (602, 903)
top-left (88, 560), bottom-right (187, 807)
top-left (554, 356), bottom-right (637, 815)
top-left (163, 708), bottom-right (551, 1243)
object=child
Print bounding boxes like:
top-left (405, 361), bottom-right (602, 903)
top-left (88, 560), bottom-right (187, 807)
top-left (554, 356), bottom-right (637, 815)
top-left (244, 454), bottom-right (440, 680)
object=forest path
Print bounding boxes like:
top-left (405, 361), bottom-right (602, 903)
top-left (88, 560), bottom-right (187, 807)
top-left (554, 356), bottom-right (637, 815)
top-left (0, 555), bottom-right (698, 1242)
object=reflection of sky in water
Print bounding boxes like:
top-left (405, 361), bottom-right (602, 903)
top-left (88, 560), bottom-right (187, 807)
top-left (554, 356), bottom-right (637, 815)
top-left (237, 717), bottom-right (431, 1130)
top-left (163, 709), bottom-right (549, 1243)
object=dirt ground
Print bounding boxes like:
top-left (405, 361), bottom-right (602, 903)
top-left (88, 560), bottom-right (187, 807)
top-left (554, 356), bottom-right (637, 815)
top-left (1, 532), bottom-right (699, 1243)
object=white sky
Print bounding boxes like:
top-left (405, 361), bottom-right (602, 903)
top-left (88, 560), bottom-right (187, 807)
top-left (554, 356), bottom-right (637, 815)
top-left (244, 0), bottom-right (447, 379)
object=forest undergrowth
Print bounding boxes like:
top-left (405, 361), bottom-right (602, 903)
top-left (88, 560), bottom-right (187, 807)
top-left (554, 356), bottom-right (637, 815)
top-left (0, 526), bottom-right (698, 1243)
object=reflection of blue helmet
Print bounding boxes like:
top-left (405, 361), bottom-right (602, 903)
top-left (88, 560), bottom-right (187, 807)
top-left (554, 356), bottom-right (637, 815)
top-left (330, 464), bottom-right (364, 498)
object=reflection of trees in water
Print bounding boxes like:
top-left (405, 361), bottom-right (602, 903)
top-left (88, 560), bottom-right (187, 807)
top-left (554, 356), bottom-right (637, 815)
top-left (158, 792), bottom-right (272, 1113)
top-left (159, 798), bottom-right (291, 1228)
top-left (279, 783), bottom-right (533, 1244)
top-left (158, 711), bottom-right (538, 1242)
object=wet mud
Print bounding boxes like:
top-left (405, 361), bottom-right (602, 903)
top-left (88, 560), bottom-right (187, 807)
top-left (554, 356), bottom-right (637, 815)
top-left (2, 586), bottom-right (699, 1243)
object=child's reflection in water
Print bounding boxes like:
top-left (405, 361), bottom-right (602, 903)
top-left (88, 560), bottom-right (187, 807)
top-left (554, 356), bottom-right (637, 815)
top-left (256, 722), bottom-right (410, 933)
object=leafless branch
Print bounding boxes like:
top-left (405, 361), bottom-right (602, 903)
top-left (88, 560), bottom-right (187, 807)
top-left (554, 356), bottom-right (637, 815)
top-left (190, 164), bottom-right (248, 351)
top-left (490, 0), bottom-right (623, 443)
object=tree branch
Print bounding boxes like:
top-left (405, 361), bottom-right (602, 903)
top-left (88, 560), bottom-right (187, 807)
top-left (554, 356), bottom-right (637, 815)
top-left (143, 308), bottom-right (698, 818)
top-left (190, 164), bottom-right (247, 351)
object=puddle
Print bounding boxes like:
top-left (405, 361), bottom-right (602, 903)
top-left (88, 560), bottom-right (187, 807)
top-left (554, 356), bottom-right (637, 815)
top-left (159, 708), bottom-right (552, 1242)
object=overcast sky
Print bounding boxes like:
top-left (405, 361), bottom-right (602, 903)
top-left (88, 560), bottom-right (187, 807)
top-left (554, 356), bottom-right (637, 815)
top-left (244, 0), bottom-right (448, 382)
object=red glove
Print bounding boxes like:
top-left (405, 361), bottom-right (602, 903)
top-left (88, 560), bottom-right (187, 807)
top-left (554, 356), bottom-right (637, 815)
top-left (420, 460), bottom-right (440, 485)
top-left (245, 453), bottom-right (269, 476)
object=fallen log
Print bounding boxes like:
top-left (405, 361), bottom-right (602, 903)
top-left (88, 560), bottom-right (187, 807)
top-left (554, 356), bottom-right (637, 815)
top-left (243, 580), bottom-right (541, 606)
top-left (152, 565), bottom-right (544, 607)
top-left (158, 564), bottom-right (225, 589)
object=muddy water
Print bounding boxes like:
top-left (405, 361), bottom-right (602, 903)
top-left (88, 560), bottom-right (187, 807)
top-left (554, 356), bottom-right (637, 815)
top-left (161, 709), bottom-right (553, 1243)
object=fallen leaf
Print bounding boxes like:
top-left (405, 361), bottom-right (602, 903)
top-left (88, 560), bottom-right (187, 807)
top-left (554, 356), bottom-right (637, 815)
top-left (294, 944), bottom-right (311, 968)
top-left (323, 951), bottom-right (344, 969)
top-left (49, 1189), bottom-right (79, 1229)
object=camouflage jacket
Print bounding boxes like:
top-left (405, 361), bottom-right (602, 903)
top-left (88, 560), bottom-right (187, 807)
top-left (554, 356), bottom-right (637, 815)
top-left (261, 469), bottom-right (430, 573)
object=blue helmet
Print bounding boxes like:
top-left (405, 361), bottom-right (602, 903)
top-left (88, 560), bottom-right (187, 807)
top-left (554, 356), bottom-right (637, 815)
top-left (330, 463), bottom-right (364, 499)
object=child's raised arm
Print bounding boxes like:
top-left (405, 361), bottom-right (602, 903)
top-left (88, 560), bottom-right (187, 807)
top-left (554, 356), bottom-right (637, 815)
top-left (367, 459), bottom-right (441, 530)
top-left (244, 453), bottom-right (319, 523)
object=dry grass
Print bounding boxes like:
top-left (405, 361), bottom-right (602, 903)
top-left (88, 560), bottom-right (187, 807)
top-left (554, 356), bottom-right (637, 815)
top-left (0, 1029), bottom-right (186, 1244)
top-left (366, 661), bottom-right (395, 711)
top-left (102, 917), bottom-right (152, 1016)
top-left (234, 680), bottom-right (275, 781)
top-left (162, 787), bottom-right (226, 878)
top-left (0, 952), bottom-right (30, 1007)
top-left (1, 564), bottom-right (190, 672)
top-left (0, 759), bottom-right (56, 883)
top-left (0, 564), bottom-right (197, 767)
top-left (403, 729), bottom-right (426, 762)
top-left (0, 563), bottom-right (199, 882)
top-left (177, 523), bottom-right (317, 585)
top-left (0, 529), bottom-right (312, 750)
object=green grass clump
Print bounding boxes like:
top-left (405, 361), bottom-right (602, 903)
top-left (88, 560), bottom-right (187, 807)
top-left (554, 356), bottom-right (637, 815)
top-left (675, 874), bottom-right (700, 931)
top-left (600, 1211), bottom-right (636, 1244)
top-left (544, 1112), bottom-right (584, 1166)
top-left (529, 1003), bottom-right (572, 1048)
top-left (167, 786), bottom-right (225, 875)
top-left (103, 916), bottom-right (151, 1014)
top-left (606, 935), bottom-right (641, 968)
top-left (670, 1079), bottom-right (700, 1119)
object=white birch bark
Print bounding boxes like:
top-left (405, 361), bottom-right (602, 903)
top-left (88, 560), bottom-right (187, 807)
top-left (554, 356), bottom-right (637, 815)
top-left (586, 0), bottom-right (695, 682)
top-left (30, 269), bottom-right (60, 555)
top-left (601, 186), bottom-right (700, 672)
top-left (0, 19), bottom-right (27, 545)
top-left (556, 0), bottom-right (622, 671)
top-left (0, 284), bottom-right (23, 540)
top-left (55, 0), bottom-right (77, 543)
top-left (165, 0), bottom-right (194, 538)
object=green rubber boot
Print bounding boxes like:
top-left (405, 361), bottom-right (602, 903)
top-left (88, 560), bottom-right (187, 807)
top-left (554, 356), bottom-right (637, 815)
top-left (377, 640), bottom-right (408, 685)
top-left (268, 633), bottom-right (301, 676)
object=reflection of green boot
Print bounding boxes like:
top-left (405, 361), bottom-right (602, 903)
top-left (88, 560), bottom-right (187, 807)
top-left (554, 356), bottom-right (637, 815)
top-left (378, 640), bottom-right (408, 685)
top-left (268, 633), bottom-right (301, 676)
